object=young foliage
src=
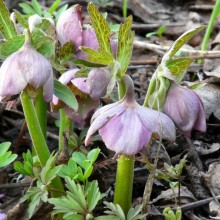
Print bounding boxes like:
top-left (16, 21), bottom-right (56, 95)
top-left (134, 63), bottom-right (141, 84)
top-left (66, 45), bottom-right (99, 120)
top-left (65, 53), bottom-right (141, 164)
top-left (87, 2), bottom-right (112, 56)
top-left (117, 16), bottom-right (134, 76)
top-left (96, 202), bottom-right (145, 220)
top-left (20, 181), bottom-right (49, 218)
top-left (0, 142), bottom-right (17, 168)
top-left (14, 150), bottom-right (35, 177)
top-left (54, 79), bottom-right (78, 111)
top-left (49, 177), bottom-right (104, 219)
top-left (163, 207), bottom-right (182, 220)
top-left (58, 148), bottom-right (100, 182)
top-left (0, 0), bottom-right (17, 39)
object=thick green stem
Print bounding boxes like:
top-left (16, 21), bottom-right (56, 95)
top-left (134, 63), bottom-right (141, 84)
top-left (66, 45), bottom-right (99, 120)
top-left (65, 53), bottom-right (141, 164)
top-left (201, 0), bottom-right (220, 52)
top-left (114, 155), bottom-right (134, 215)
top-left (35, 89), bottom-right (47, 138)
top-left (59, 109), bottom-right (73, 151)
top-left (123, 0), bottom-right (128, 19)
top-left (20, 92), bottom-right (64, 196)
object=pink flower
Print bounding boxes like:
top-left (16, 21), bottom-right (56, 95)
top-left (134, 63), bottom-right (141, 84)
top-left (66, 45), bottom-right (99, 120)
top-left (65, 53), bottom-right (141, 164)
top-left (85, 75), bottom-right (176, 156)
top-left (0, 40), bottom-right (53, 102)
top-left (163, 82), bottom-right (206, 136)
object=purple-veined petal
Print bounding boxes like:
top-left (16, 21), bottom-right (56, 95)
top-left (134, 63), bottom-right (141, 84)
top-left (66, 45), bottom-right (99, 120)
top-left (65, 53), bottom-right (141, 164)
top-left (71, 77), bottom-right (89, 94)
top-left (59, 69), bottom-right (79, 85)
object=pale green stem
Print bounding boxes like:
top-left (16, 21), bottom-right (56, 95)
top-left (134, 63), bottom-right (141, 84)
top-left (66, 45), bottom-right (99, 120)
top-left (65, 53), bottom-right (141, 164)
top-left (201, 0), bottom-right (220, 52)
top-left (143, 74), bottom-right (157, 107)
top-left (35, 88), bottom-right (47, 138)
top-left (114, 155), bottom-right (134, 215)
top-left (123, 0), bottom-right (128, 19)
top-left (59, 109), bottom-right (73, 151)
top-left (20, 92), bottom-right (64, 196)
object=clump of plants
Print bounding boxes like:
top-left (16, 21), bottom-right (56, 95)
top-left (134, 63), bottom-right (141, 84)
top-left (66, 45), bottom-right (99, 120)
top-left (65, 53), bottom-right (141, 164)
top-left (0, 0), bottom-right (207, 219)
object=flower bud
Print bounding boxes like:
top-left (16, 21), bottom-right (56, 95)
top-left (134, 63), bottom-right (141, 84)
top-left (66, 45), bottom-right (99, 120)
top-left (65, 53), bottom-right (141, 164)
top-left (0, 34), bottom-right (53, 102)
top-left (163, 82), bottom-right (206, 136)
top-left (86, 67), bottom-right (112, 100)
top-left (56, 5), bottom-right (83, 47)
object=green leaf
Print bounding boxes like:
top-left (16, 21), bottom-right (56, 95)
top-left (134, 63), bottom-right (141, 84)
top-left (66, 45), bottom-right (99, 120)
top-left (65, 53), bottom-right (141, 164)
top-left (48, 0), bottom-right (61, 14)
top-left (0, 34), bottom-right (24, 59)
top-left (71, 152), bottom-right (86, 168)
top-left (164, 26), bottom-right (206, 60)
top-left (13, 10), bottom-right (29, 28)
top-left (54, 79), bottom-right (78, 111)
top-left (87, 2), bottom-right (112, 55)
top-left (0, 153), bottom-right (17, 168)
top-left (95, 216), bottom-right (121, 220)
top-left (87, 148), bottom-right (100, 163)
top-left (117, 16), bottom-right (134, 76)
top-left (0, 142), bottom-right (11, 154)
top-left (103, 202), bottom-right (126, 220)
top-left (73, 59), bottom-right (105, 68)
top-left (55, 4), bottom-right (68, 21)
top-left (0, 0), bottom-right (17, 39)
top-left (19, 3), bottom-right (35, 15)
top-left (80, 46), bottom-right (114, 65)
top-left (31, 0), bottom-right (42, 16)
top-left (59, 41), bottom-right (76, 64)
top-left (165, 58), bottom-right (193, 83)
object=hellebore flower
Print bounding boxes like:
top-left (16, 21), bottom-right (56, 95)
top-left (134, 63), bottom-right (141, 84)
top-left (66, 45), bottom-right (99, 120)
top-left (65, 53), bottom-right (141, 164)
top-left (52, 68), bottom-right (100, 125)
top-left (163, 82), bottom-right (206, 136)
top-left (85, 75), bottom-right (176, 156)
top-left (0, 33), bottom-right (53, 102)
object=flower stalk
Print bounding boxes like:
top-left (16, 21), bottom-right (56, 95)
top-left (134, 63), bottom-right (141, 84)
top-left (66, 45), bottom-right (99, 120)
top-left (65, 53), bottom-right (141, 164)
top-left (21, 91), bottom-right (64, 196)
top-left (114, 155), bottom-right (134, 215)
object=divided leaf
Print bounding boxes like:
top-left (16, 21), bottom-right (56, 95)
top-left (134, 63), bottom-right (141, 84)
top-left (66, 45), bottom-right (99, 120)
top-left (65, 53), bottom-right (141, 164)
top-left (87, 2), bottom-right (112, 56)
top-left (117, 16), bottom-right (134, 76)
top-left (13, 10), bottom-right (29, 28)
top-left (81, 46), bottom-right (114, 65)
top-left (0, 0), bottom-right (17, 39)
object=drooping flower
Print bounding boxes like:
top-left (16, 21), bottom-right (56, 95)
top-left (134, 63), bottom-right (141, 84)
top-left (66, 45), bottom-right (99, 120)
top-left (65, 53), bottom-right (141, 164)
top-left (85, 75), bottom-right (176, 156)
top-left (163, 82), bottom-right (206, 136)
top-left (0, 32), bottom-right (53, 102)
top-left (52, 68), bottom-right (100, 125)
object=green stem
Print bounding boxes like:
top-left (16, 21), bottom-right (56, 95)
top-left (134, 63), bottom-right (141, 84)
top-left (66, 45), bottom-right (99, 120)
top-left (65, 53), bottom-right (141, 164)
top-left (114, 155), bottom-right (134, 215)
top-left (20, 91), bottom-right (64, 196)
top-left (201, 0), bottom-right (220, 52)
top-left (59, 109), bottom-right (73, 151)
top-left (35, 89), bottom-right (47, 138)
top-left (123, 0), bottom-right (128, 19)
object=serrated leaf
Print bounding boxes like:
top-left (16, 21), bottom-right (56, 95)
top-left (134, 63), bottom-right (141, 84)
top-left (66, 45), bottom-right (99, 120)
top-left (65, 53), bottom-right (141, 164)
top-left (117, 16), bottom-right (134, 76)
top-left (0, 0), bottom-right (17, 39)
top-left (31, 0), bottom-right (42, 16)
top-left (54, 79), bottom-right (78, 111)
top-left (164, 26), bottom-right (206, 60)
top-left (0, 34), bottom-right (24, 59)
top-left (81, 46), bottom-right (114, 65)
top-left (19, 3), bottom-right (35, 15)
top-left (165, 58), bottom-right (193, 83)
top-left (87, 2), bottom-right (112, 55)
top-left (48, 0), bottom-right (61, 14)
top-left (13, 10), bottom-right (29, 28)
top-left (71, 152), bottom-right (86, 168)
